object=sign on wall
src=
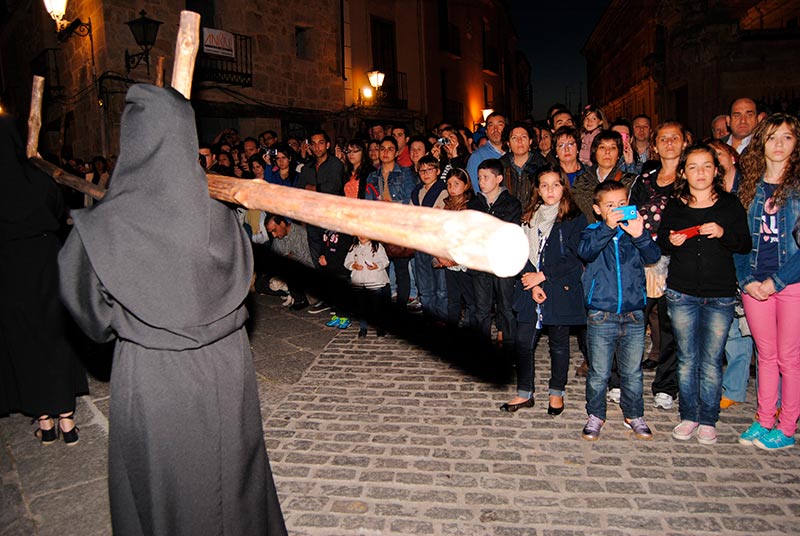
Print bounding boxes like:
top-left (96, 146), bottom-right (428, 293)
top-left (203, 28), bottom-right (235, 59)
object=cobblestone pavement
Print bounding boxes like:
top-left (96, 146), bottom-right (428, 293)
top-left (3, 293), bottom-right (800, 535)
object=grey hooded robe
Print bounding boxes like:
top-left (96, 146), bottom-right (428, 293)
top-left (58, 85), bottom-right (286, 535)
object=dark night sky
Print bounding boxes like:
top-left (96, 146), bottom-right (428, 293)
top-left (509, 1), bottom-right (612, 120)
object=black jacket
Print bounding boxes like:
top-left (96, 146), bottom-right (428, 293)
top-left (657, 191), bottom-right (751, 297)
top-left (467, 188), bottom-right (522, 225)
top-left (513, 214), bottom-right (588, 326)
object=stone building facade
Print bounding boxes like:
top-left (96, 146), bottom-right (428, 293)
top-left (0, 0), bottom-right (530, 160)
top-left (582, 0), bottom-right (800, 136)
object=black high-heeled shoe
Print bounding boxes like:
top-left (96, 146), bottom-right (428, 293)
top-left (59, 414), bottom-right (80, 446)
top-left (500, 398), bottom-right (534, 413)
top-left (33, 416), bottom-right (57, 445)
top-left (547, 396), bottom-right (565, 416)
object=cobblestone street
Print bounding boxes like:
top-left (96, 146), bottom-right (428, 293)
top-left (3, 293), bottom-right (800, 535)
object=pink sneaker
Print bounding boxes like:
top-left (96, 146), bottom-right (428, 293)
top-left (697, 425), bottom-right (717, 445)
top-left (672, 420), bottom-right (699, 441)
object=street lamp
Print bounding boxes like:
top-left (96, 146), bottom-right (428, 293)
top-left (43, 0), bottom-right (91, 42)
top-left (367, 70), bottom-right (385, 91)
top-left (43, 0), bottom-right (68, 31)
top-left (42, 0), bottom-right (107, 155)
top-left (125, 10), bottom-right (163, 76)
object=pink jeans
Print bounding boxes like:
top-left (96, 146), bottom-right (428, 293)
top-left (742, 282), bottom-right (800, 436)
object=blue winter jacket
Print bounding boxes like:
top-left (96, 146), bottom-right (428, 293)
top-left (734, 181), bottom-right (800, 292)
top-left (578, 222), bottom-right (661, 314)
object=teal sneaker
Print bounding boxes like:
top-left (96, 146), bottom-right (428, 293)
top-left (739, 421), bottom-right (771, 446)
top-left (337, 317), bottom-right (351, 329)
top-left (754, 428), bottom-right (795, 451)
top-left (325, 314), bottom-right (340, 327)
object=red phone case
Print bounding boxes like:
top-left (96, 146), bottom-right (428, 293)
top-left (675, 225), bottom-right (701, 238)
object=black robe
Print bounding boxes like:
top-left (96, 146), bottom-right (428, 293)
top-left (0, 114), bottom-right (88, 417)
top-left (58, 85), bottom-right (286, 535)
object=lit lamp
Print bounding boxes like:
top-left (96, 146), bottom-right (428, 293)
top-left (43, 0), bottom-right (91, 42)
top-left (125, 10), bottom-right (163, 76)
top-left (43, 0), bottom-right (68, 31)
top-left (367, 70), bottom-right (385, 91)
top-left (481, 108), bottom-right (494, 122)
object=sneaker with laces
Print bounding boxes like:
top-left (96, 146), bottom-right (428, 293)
top-left (672, 420), bottom-right (699, 440)
top-left (325, 314), bottom-right (340, 327)
top-left (309, 301), bottom-right (332, 314)
top-left (624, 417), bottom-right (653, 440)
top-left (754, 428), bottom-right (795, 451)
top-left (653, 392), bottom-right (674, 410)
top-left (606, 388), bottom-right (621, 405)
top-left (581, 415), bottom-right (605, 441)
top-left (697, 425), bottom-right (717, 445)
top-left (739, 421), bottom-right (771, 446)
top-left (337, 317), bottom-right (351, 329)
top-left (406, 297), bottom-right (423, 313)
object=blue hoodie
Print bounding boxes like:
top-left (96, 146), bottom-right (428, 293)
top-left (578, 222), bottom-right (661, 314)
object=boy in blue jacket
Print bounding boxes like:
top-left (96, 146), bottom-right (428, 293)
top-left (578, 181), bottom-right (661, 441)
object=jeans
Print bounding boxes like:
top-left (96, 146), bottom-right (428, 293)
top-left (473, 273), bottom-right (515, 344)
top-left (390, 257), bottom-right (411, 308)
top-left (666, 289), bottom-right (735, 426)
top-left (514, 323), bottom-right (571, 399)
top-left (445, 269), bottom-right (476, 327)
top-left (742, 282), bottom-right (800, 437)
top-left (722, 314), bottom-right (753, 403)
top-left (586, 309), bottom-right (645, 421)
top-left (414, 252), bottom-right (448, 320)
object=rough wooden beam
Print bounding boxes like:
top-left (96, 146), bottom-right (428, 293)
top-left (26, 76), bottom-right (45, 159)
top-left (170, 11), bottom-right (200, 99)
top-left (155, 56), bottom-right (165, 87)
top-left (207, 174), bottom-right (527, 277)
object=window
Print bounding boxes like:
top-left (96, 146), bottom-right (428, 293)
top-left (295, 27), bottom-right (312, 60)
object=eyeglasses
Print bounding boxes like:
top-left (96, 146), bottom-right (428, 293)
top-left (418, 167), bottom-right (438, 174)
top-left (557, 141), bottom-right (577, 149)
top-left (345, 148), bottom-right (362, 154)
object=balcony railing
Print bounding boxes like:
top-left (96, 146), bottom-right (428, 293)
top-left (378, 70), bottom-right (407, 109)
top-left (195, 31), bottom-right (253, 87)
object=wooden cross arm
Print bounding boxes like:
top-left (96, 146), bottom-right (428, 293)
top-left (207, 174), bottom-right (528, 277)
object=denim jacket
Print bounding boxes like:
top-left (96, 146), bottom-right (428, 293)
top-left (365, 164), bottom-right (417, 204)
top-left (734, 181), bottom-right (800, 292)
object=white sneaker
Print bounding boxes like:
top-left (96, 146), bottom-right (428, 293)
top-left (606, 388), bottom-right (621, 405)
top-left (653, 392), bottom-right (674, 410)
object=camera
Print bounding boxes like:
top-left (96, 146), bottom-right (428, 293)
top-left (267, 148), bottom-right (278, 157)
top-left (615, 205), bottom-right (638, 221)
top-left (437, 137), bottom-right (451, 146)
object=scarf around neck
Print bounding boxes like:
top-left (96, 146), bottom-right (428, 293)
top-left (526, 202), bottom-right (559, 268)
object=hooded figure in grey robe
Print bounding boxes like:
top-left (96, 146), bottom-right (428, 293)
top-left (58, 84), bottom-right (286, 536)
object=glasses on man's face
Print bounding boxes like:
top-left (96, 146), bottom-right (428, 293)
top-left (557, 141), bottom-right (576, 150)
top-left (418, 167), bottom-right (438, 175)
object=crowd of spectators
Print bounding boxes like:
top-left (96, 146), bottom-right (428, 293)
top-left (60, 97), bottom-right (800, 447)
